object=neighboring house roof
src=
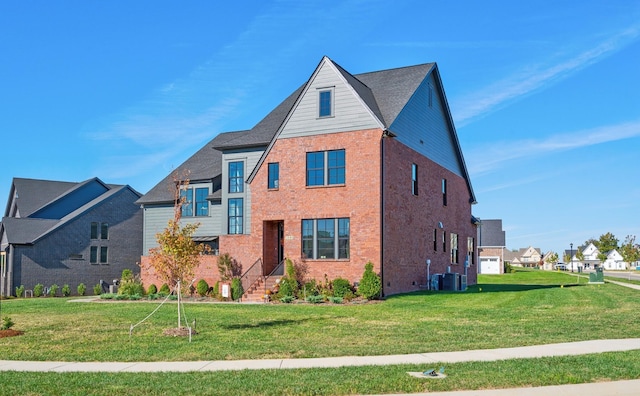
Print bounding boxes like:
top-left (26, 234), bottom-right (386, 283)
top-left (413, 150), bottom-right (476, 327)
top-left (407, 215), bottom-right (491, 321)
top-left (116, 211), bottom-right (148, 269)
top-left (1, 177), bottom-right (140, 246)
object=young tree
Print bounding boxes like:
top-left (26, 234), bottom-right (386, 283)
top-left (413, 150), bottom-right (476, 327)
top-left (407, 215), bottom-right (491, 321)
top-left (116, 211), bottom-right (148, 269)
top-left (545, 252), bottom-right (559, 268)
top-left (620, 235), bottom-right (640, 269)
top-left (597, 232), bottom-right (619, 262)
top-left (145, 176), bottom-right (209, 329)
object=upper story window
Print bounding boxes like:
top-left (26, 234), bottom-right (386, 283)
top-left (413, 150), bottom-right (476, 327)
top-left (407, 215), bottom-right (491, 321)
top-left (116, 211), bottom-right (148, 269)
top-left (412, 163), bottom-right (418, 196)
top-left (306, 149), bottom-right (345, 187)
top-left (467, 237), bottom-right (475, 265)
top-left (91, 222), bottom-right (108, 240)
top-left (229, 161), bottom-right (244, 193)
top-left (450, 233), bottom-right (459, 264)
top-left (181, 187), bottom-right (209, 217)
top-left (442, 178), bottom-right (448, 206)
top-left (268, 162), bottom-right (279, 189)
top-left (318, 88), bottom-right (334, 118)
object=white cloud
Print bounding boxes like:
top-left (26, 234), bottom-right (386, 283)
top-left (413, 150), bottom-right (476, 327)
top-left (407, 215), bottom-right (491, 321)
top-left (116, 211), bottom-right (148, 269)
top-left (453, 24), bottom-right (640, 126)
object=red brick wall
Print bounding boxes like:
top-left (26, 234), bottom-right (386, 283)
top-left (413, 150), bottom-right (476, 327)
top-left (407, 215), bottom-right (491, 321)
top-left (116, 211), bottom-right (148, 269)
top-left (222, 128), bottom-right (384, 285)
top-left (382, 138), bottom-right (477, 295)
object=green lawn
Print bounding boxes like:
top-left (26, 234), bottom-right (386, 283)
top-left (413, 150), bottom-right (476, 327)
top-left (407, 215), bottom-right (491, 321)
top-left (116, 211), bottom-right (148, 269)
top-left (2, 269), bottom-right (640, 395)
top-left (1, 269), bottom-right (638, 362)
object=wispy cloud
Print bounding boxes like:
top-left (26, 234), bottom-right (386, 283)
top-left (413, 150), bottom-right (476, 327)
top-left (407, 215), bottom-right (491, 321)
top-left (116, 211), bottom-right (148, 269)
top-left (469, 120), bottom-right (640, 175)
top-left (453, 24), bottom-right (640, 126)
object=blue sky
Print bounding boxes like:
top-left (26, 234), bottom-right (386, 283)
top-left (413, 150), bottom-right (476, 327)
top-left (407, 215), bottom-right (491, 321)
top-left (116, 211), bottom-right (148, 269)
top-left (1, 0), bottom-right (639, 256)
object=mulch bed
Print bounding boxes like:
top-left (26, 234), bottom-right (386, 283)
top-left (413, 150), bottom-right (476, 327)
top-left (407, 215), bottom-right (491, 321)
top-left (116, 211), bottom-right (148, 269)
top-left (0, 329), bottom-right (24, 338)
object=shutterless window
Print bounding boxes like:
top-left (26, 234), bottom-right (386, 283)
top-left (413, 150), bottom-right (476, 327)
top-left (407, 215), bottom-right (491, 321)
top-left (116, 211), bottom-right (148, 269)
top-left (442, 231), bottom-right (446, 252)
top-left (451, 233), bottom-right (458, 264)
top-left (90, 222), bottom-right (98, 239)
top-left (301, 218), bottom-right (350, 260)
top-left (228, 198), bottom-right (243, 234)
top-left (318, 89), bottom-right (333, 117)
top-left (181, 188), bottom-right (193, 217)
top-left (195, 187), bottom-right (209, 216)
top-left (100, 246), bottom-right (108, 264)
top-left (442, 178), bottom-right (447, 206)
top-left (433, 229), bottom-right (437, 251)
top-left (229, 161), bottom-right (244, 193)
top-left (268, 162), bottom-right (279, 189)
top-left (90, 247), bottom-right (98, 264)
top-left (306, 149), bottom-right (345, 187)
top-left (467, 237), bottom-right (475, 265)
top-left (412, 163), bottom-right (418, 195)
top-left (100, 223), bottom-right (108, 240)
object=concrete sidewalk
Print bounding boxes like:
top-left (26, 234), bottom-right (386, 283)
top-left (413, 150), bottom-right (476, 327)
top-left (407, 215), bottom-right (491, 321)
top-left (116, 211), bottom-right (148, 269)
top-left (1, 339), bottom-right (639, 395)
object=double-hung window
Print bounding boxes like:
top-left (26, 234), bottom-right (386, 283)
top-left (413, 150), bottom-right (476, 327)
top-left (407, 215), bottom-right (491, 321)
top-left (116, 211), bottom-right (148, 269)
top-left (91, 222), bottom-right (108, 239)
top-left (228, 198), bottom-right (243, 234)
top-left (318, 88), bottom-right (333, 118)
top-left (195, 187), bottom-right (209, 216)
top-left (412, 163), bottom-right (418, 195)
top-left (306, 149), bottom-right (345, 186)
top-left (450, 233), bottom-right (459, 264)
top-left (229, 161), bottom-right (244, 193)
top-left (301, 218), bottom-right (350, 260)
top-left (268, 162), bottom-right (279, 189)
top-left (180, 188), bottom-right (193, 217)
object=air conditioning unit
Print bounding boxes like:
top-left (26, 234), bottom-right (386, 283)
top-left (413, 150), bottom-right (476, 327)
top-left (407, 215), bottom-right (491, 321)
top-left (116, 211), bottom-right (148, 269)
top-left (443, 273), bottom-right (459, 291)
top-left (431, 274), bottom-right (442, 290)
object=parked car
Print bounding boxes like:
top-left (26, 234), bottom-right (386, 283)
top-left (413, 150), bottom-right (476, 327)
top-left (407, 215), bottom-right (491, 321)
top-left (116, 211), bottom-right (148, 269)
top-left (554, 263), bottom-right (567, 271)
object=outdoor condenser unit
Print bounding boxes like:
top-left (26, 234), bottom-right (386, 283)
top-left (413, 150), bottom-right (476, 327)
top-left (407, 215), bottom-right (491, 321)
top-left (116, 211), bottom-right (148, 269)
top-left (431, 274), bottom-right (442, 291)
top-left (443, 273), bottom-right (459, 291)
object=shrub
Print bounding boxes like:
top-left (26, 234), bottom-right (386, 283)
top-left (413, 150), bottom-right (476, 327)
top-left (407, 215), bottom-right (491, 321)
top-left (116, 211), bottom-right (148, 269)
top-left (33, 283), bottom-right (44, 297)
top-left (77, 283), bottom-right (87, 296)
top-left (147, 284), bottom-right (157, 295)
top-left (301, 280), bottom-right (319, 299)
top-left (328, 296), bottom-right (343, 304)
top-left (357, 262), bottom-right (382, 300)
top-left (147, 293), bottom-right (159, 300)
top-left (114, 294), bottom-right (128, 300)
top-left (62, 284), bottom-right (71, 297)
top-left (231, 278), bottom-right (244, 301)
top-left (305, 295), bottom-right (324, 304)
top-left (118, 269), bottom-right (145, 296)
top-left (100, 293), bottom-right (115, 300)
top-left (332, 278), bottom-right (352, 298)
top-left (1, 316), bottom-right (15, 330)
top-left (196, 279), bottom-right (209, 297)
top-left (279, 295), bottom-right (295, 304)
top-left (212, 281), bottom-right (220, 299)
top-left (168, 294), bottom-right (178, 301)
top-left (159, 283), bottom-right (171, 295)
top-left (48, 284), bottom-right (59, 297)
top-left (15, 285), bottom-right (25, 298)
top-left (129, 294), bottom-right (142, 301)
top-left (276, 277), bottom-right (297, 299)
top-left (217, 253), bottom-right (242, 281)
top-left (93, 283), bottom-right (102, 296)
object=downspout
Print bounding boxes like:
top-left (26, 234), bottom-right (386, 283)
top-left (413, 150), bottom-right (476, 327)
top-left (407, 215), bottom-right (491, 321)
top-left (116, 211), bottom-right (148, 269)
top-left (380, 133), bottom-right (385, 297)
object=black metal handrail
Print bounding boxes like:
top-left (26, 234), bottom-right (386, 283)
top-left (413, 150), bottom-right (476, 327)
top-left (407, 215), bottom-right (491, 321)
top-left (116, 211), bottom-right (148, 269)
top-left (240, 258), bottom-right (263, 297)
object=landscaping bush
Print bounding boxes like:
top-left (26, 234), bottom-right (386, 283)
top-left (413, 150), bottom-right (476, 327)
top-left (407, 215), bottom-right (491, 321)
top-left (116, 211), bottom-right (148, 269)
top-left (118, 269), bottom-right (145, 296)
top-left (231, 277), bottom-right (243, 301)
top-left (62, 284), bottom-right (71, 297)
top-left (357, 262), bottom-right (382, 300)
top-left (48, 284), bottom-right (59, 297)
top-left (147, 284), bottom-right (157, 295)
top-left (328, 296), bottom-right (343, 304)
top-left (159, 283), bottom-right (171, 295)
top-left (276, 277), bottom-right (297, 300)
top-left (196, 279), bottom-right (209, 297)
top-left (305, 295), bottom-right (324, 304)
top-left (279, 295), bottom-right (295, 304)
top-left (77, 283), bottom-right (86, 296)
top-left (100, 293), bottom-right (115, 300)
top-left (301, 280), bottom-right (319, 299)
top-left (15, 285), bottom-right (25, 298)
top-left (332, 277), bottom-right (352, 298)
top-left (33, 283), bottom-right (44, 297)
top-left (147, 293), bottom-right (159, 300)
top-left (93, 283), bottom-right (102, 296)
top-left (217, 253), bottom-right (241, 281)
top-left (1, 316), bottom-right (14, 330)
top-left (212, 281), bottom-right (220, 299)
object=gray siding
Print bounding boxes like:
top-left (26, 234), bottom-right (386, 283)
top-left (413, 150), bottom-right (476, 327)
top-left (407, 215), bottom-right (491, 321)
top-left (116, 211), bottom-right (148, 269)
top-left (279, 60), bottom-right (380, 139)
top-left (389, 73), bottom-right (463, 178)
top-left (221, 149), bottom-right (264, 235)
top-left (142, 204), bottom-right (173, 254)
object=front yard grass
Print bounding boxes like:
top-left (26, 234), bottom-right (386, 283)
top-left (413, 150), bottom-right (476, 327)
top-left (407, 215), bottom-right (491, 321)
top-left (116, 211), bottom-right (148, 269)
top-left (1, 269), bottom-right (639, 362)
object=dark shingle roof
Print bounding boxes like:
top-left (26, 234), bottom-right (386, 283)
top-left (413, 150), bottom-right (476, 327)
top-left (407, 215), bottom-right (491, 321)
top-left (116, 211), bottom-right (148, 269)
top-left (9, 178), bottom-right (78, 217)
top-left (479, 219), bottom-right (506, 247)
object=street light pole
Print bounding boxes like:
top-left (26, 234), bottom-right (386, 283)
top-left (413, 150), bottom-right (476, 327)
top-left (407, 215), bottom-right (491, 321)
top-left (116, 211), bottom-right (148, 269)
top-left (570, 243), bottom-right (574, 273)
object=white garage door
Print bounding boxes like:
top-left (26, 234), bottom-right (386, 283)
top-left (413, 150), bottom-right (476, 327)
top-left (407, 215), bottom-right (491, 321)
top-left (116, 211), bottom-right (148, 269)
top-left (480, 257), bottom-right (500, 274)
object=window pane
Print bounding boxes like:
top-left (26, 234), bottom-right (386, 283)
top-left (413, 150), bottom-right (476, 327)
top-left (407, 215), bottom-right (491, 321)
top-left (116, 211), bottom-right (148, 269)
top-left (317, 219), bottom-right (335, 259)
top-left (100, 223), bottom-right (108, 240)
top-left (412, 163), bottom-right (418, 195)
top-left (100, 246), bottom-right (108, 264)
top-left (328, 150), bottom-right (345, 185)
top-left (319, 90), bottom-right (332, 117)
top-left (195, 188), bottom-right (209, 216)
top-left (268, 163), bottom-right (279, 189)
top-left (229, 162), bottom-right (244, 193)
top-left (338, 218), bottom-right (350, 259)
top-left (180, 189), bottom-right (193, 217)
top-left (90, 246), bottom-right (98, 263)
top-left (228, 198), bottom-right (243, 234)
top-left (306, 152), bottom-right (324, 186)
top-left (90, 222), bottom-right (98, 239)
top-left (301, 219), bottom-right (314, 259)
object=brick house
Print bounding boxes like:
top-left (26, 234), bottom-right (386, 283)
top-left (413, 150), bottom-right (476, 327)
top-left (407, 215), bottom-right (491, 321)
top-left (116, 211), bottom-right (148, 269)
top-left (138, 56), bottom-right (477, 296)
top-left (0, 177), bottom-right (143, 297)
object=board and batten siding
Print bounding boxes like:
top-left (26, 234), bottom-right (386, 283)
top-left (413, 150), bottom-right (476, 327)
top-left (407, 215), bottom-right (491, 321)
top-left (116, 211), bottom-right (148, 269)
top-left (279, 60), bottom-right (380, 139)
top-left (221, 149), bottom-right (264, 235)
top-left (389, 72), bottom-right (463, 178)
top-left (142, 205), bottom-right (173, 254)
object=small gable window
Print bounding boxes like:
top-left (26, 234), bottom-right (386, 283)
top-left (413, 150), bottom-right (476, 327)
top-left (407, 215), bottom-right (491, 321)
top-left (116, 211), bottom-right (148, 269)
top-left (318, 88), bottom-right (334, 118)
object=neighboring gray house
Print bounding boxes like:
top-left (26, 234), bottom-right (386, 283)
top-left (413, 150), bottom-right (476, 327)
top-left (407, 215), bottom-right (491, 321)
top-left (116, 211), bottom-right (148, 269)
top-left (0, 177), bottom-right (143, 297)
top-left (478, 219), bottom-right (506, 274)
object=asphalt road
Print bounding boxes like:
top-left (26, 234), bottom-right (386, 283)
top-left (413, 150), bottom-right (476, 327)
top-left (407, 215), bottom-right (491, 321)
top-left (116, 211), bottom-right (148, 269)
top-left (603, 271), bottom-right (640, 282)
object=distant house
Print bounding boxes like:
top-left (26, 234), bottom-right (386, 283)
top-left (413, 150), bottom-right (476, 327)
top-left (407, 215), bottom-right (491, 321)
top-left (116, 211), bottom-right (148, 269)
top-left (602, 249), bottom-right (627, 270)
top-left (478, 219), bottom-right (506, 274)
top-left (510, 246), bottom-right (542, 267)
top-left (138, 56), bottom-right (478, 297)
top-left (0, 177), bottom-right (142, 297)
